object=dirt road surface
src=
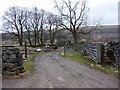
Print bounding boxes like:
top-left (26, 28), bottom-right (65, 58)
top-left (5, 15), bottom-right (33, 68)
top-left (3, 52), bottom-right (118, 88)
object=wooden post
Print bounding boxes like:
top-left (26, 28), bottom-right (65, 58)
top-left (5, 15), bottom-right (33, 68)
top-left (25, 41), bottom-right (27, 59)
top-left (64, 42), bottom-right (66, 55)
top-left (97, 43), bottom-right (104, 64)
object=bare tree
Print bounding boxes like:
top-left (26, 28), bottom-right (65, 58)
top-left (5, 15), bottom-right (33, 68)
top-left (3, 6), bottom-right (28, 46)
top-left (24, 10), bottom-right (33, 46)
top-left (30, 7), bottom-right (40, 46)
top-left (55, 0), bottom-right (89, 44)
top-left (30, 7), bottom-right (46, 46)
top-left (39, 9), bottom-right (46, 46)
top-left (46, 12), bottom-right (61, 46)
top-left (46, 12), bottom-right (55, 46)
top-left (55, 0), bottom-right (102, 44)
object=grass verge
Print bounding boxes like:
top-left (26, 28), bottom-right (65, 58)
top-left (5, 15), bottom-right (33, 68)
top-left (23, 51), bottom-right (45, 74)
top-left (61, 51), bottom-right (119, 78)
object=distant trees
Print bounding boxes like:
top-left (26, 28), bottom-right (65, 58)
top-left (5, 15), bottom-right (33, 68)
top-left (46, 12), bottom-right (61, 46)
top-left (2, 0), bottom-right (101, 46)
top-left (3, 6), bottom-right (28, 46)
top-left (2, 6), bottom-right (62, 46)
top-left (29, 7), bottom-right (46, 46)
top-left (24, 10), bottom-right (33, 46)
top-left (39, 9), bottom-right (46, 46)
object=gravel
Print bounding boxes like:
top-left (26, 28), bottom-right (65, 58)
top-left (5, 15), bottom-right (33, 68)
top-left (2, 52), bottom-right (118, 88)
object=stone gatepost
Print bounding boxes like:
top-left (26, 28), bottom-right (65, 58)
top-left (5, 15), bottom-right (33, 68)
top-left (2, 46), bottom-right (25, 76)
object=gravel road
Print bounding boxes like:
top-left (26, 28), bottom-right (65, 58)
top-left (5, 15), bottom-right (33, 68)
top-left (2, 52), bottom-right (118, 88)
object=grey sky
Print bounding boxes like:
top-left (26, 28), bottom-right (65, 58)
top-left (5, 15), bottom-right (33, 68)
top-left (0, 0), bottom-right (119, 28)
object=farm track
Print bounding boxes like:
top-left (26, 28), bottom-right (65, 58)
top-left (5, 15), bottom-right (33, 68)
top-left (2, 51), bottom-right (118, 88)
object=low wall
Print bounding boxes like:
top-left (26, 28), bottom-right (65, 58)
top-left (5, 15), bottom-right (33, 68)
top-left (2, 46), bottom-right (25, 76)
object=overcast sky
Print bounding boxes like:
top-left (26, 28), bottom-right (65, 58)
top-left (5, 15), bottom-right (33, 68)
top-left (0, 0), bottom-right (119, 28)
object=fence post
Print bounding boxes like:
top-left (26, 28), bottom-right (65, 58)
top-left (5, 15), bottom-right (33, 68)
top-left (64, 42), bottom-right (66, 55)
top-left (97, 43), bottom-right (104, 64)
top-left (25, 41), bottom-right (27, 59)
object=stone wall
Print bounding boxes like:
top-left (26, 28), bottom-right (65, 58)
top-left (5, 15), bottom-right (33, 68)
top-left (114, 42), bottom-right (120, 67)
top-left (104, 42), bottom-right (120, 67)
top-left (2, 46), bottom-right (25, 76)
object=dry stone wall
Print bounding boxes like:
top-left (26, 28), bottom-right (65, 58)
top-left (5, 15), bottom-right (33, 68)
top-left (2, 46), bottom-right (25, 76)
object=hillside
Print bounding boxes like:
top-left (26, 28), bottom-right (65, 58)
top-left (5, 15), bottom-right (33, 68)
top-left (1, 25), bottom-right (119, 45)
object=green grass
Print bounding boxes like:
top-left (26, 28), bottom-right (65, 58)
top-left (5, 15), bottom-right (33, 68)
top-left (23, 51), bottom-right (45, 74)
top-left (63, 52), bottom-right (96, 66)
top-left (61, 51), bottom-right (119, 78)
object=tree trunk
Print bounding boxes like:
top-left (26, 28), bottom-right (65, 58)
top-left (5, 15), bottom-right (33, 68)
top-left (19, 39), bottom-right (23, 46)
top-left (50, 32), bottom-right (54, 47)
top-left (19, 24), bottom-right (23, 46)
top-left (73, 33), bottom-right (78, 44)
top-left (18, 35), bottom-right (23, 46)
top-left (49, 25), bottom-right (53, 46)
top-left (28, 38), bottom-right (32, 46)
top-left (28, 31), bottom-right (32, 46)
top-left (40, 29), bottom-right (43, 46)
top-left (34, 30), bottom-right (37, 46)
top-left (50, 36), bottom-right (53, 46)
top-left (37, 37), bottom-right (41, 46)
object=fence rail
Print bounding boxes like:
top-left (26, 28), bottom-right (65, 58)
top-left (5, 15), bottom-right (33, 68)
top-left (84, 44), bottom-right (104, 63)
